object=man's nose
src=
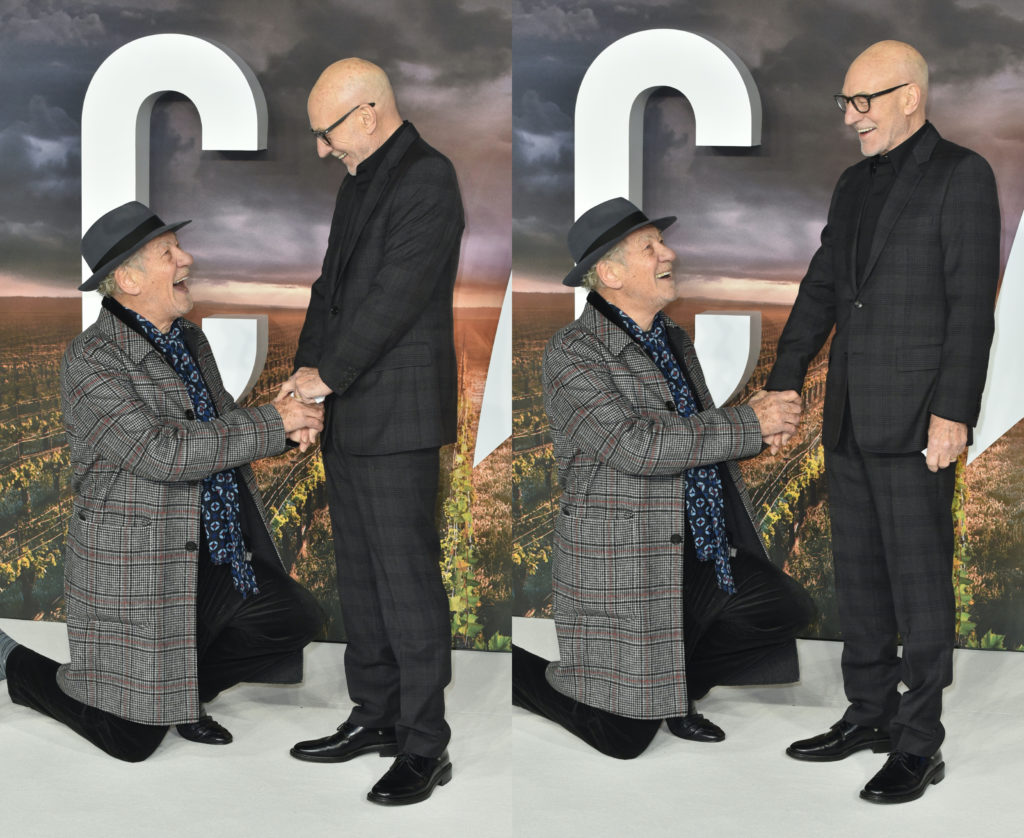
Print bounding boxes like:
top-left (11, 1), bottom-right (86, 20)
top-left (177, 247), bottom-right (194, 266)
top-left (659, 243), bottom-right (676, 262)
top-left (316, 136), bottom-right (333, 159)
top-left (843, 101), bottom-right (861, 125)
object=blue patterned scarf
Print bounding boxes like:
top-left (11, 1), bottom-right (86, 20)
top-left (612, 307), bottom-right (735, 594)
top-left (132, 313), bottom-right (258, 598)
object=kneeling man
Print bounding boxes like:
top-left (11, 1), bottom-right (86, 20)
top-left (513, 198), bottom-right (815, 758)
top-left (0, 201), bottom-right (324, 761)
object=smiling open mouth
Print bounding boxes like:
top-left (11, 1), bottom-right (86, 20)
top-left (656, 271), bottom-right (672, 279)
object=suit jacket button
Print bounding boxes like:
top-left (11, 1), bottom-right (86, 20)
top-left (665, 400), bottom-right (675, 411)
top-left (185, 541), bottom-right (198, 552)
top-left (670, 533), bottom-right (683, 544)
top-left (185, 409), bottom-right (195, 420)
top-left (853, 300), bottom-right (863, 308)
top-left (330, 306), bottom-right (339, 315)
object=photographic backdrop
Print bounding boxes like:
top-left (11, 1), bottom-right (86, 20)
top-left (3, 0), bottom-right (1024, 652)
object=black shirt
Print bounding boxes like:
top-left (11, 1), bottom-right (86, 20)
top-left (336, 121), bottom-right (410, 255)
top-left (855, 121), bottom-right (929, 282)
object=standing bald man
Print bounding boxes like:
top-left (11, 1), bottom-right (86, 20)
top-left (768, 41), bottom-right (1000, 803)
top-left (286, 58), bottom-right (464, 806)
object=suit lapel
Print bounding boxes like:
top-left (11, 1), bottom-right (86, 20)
top-left (858, 123), bottom-right (940, 293)
top-left (330, 123), bottom-right (420, 301)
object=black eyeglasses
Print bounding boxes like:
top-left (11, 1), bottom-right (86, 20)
top-left (833, 83), bottom-right (908, 114)
top-left (311, 102), bottom-right (375, 144)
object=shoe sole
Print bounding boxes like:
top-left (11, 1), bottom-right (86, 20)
top-left (786, 740), bottom-right (891, 762)
top-left (859, 762), bottom-right (945, 804)
top-left (289, 743), bottom-right (399, 763)
top-left (366, 763), bottom-right (453, 806)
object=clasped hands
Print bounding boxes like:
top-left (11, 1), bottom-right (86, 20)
top-left (272, 366), bottom-right (332, 452)
top-left (748, 390), bottom-right (802, 455)
top-left (748, 389), bottom-right (967, 470)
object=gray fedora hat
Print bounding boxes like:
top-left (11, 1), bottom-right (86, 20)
top-left (79, 201), bottom-right (190, 292)
top-left (563, 197), bottom-right (675, 287)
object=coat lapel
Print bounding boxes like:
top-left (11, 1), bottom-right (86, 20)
top-left (329, 123), bottom-right (421, 301)
top-left (858, 123), bottom-right (940, 293)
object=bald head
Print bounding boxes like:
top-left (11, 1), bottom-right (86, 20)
top-left (842, 41), bottom-right (929, 157)
top-left (849, 41), bottom-right (929, 105)
top-left (308, 58), bottom-right (403, 174)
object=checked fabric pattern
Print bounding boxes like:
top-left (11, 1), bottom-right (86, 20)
top-left (132, 313), bottom-right (258, 598)
top-left (613, 307), bottom-right (735, 594)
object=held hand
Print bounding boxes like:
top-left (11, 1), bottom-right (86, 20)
top-left (287, 426), bottom-right (320, 453)
top-left (925, 414), bottom-right (967, 472)
top-left (749, 389), bottom-right (802, 440)
top-left (273, 390), bottom-right (324, 436)
top-left (762, 431), bottom-right (793, 456)
top-left (288, 366), bottom-right (332, 403)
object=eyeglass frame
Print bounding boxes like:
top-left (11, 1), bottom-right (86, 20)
top-left (833, 83), bottom-right (909, 114)
top-left (311, 102), bottom-right (376, 145)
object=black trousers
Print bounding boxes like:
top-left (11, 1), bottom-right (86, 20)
top-left (828, 413), bottom-right (956, 757)
top-left (5, 554), bottom-right (321, 762)
top-left (322, 445), bottom-right (452, 758)
top-left (513, 545), bottom-right (814, 759)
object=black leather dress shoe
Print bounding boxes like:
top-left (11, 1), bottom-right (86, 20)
top-left (290, 721), bottom-right (398, 763)
top-left (860, 750), bottom-right (945, 804)
top-left (367, 751), bottom-right (452, 806)
top-left (176, 709), bottom-right (233, 745)
top-left (666, 712), bottom-right (726, 742)
top-left (786, 719), bottom-right (890, 761)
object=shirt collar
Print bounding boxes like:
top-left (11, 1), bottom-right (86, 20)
top-left (354, 120), bottom-right (409, 184)
top-left (874, 120), bottom-right (929, 175)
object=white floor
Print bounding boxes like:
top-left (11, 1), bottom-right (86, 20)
top-left (2, 616), bottom-right (1023, 838)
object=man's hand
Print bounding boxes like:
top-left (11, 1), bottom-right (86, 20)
top-left (273, 389), bottom-right (324, 451)
top-left (762, 431), bottom-right (793, 456)
top-left (926, 414), bottom-right (967, 472)
top-left (287, 426), bottom-right (320, 453)
top-left (748, 390), bottom-right (802, 453)
top-left (285, 366), bottom-right (332, 403)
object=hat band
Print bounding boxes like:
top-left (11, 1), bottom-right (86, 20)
top-left (578, 210), bottom-right (649, 262)
top-left (94, 215), bottom-right (166, 271)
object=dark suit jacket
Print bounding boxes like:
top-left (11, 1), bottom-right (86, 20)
top-left (295, 122), bottom-right (464, 454)
top-left (767, 122), bottom-right (1000, 452)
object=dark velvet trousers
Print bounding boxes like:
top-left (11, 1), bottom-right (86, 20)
top-left (513, 545), bottom-right (814, 759)
top-left (5, 552), bottom-right (321, 762)
top-left (322, 445), bottom-right (452, 758)
top-left (828, 415), bottom-right (957, 757)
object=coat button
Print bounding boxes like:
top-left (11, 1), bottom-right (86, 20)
top-left (330, 306), bottom-right (339, 315)
top-left (185, 409), bottom-right (195, 420)
top-left (665, 400), bottom-right (675, 411)
top-left (853, 300), bottom-right (863, 308)
top-left (670, 533), bottom-right (683, 544)
top-left (185, 541), bottom-right (198, 552)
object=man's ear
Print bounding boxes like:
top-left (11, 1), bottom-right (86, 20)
top-left (360, 103), bottom-right (377, 134)
top-left (114, 264), bottom-right (140, 298)
top-left (903, 83), bottom-right (922, 116)
top-left (596, 258), bottom-right (621, 290)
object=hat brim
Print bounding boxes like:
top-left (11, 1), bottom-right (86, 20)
top-left (562, 215), bottom-right (676, 287)
top-left (78, 219), bottom-right (192, 292)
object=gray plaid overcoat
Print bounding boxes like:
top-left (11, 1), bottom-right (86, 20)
top-left (57, 306), bottom-right (291, 725)
top-left (542, 301), bottom-right (799, 719)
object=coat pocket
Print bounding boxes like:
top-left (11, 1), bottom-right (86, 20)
top-left (66, 520), bottom-right (158, 625)
top-left (552, 507), bottom-right (641, 618)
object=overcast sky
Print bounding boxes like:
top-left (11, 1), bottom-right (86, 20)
top-left (4, 0), bottom-right (1023, 305)
top-left (511, 0), bottom-right (1024, 296)
top-left (0, 0), bottom-right (511, 306)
